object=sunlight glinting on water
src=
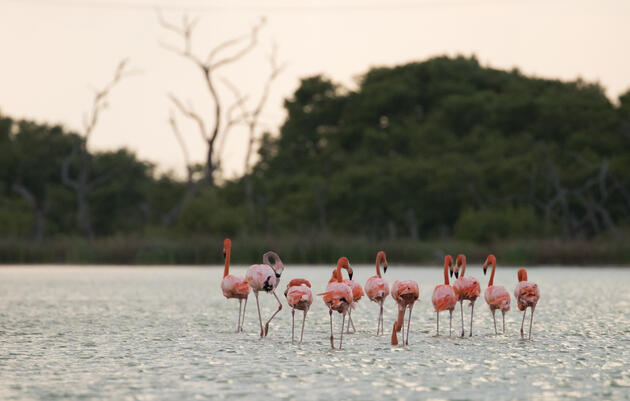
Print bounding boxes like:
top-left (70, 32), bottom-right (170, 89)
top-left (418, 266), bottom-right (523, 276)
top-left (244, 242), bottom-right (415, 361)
top-left (0, 266), bottom-right (629, 400)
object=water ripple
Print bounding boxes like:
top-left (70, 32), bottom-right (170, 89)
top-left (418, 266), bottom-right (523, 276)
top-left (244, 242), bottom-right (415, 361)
top-left (0, 266), bottom-right (629, 400)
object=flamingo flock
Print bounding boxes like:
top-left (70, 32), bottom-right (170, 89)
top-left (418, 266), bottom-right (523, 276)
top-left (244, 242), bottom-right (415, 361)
top-left (221, 238), bottom-right (541, 348)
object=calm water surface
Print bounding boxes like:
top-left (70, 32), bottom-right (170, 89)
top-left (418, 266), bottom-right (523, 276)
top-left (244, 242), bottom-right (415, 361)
top-left (1, 266), bottom-right (629, 400)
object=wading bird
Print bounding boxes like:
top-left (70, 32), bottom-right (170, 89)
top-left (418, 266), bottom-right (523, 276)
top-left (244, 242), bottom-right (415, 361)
top-left (318, 257), bottom-right (354, 349)
top-left (284, 279), bottom-right (313, 344)
top-left (365, 251), bottom-right (390, 335)
top-left (390, 278), bottom-right (420, 346)
top-left (483, 254), bottom-right (511, 335)
top-left (245, 251), bottom-right (285, 337)
top-left (220, 238), bottom-right (250, 332)
top-left (431, 255), bottom-right (457, 336)
top-left (453, 254), bottom-right (481, 337)
top-left (514, 268), bottom-right (540, 340)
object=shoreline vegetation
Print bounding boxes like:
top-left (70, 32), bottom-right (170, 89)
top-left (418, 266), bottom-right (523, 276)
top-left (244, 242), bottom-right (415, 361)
top-left (1, 235), bottom-right (628, 266)
top-left (2, 57), bottom-right (630, 261)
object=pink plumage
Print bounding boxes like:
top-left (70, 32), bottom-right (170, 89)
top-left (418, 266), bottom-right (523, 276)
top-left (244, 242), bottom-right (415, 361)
top-left (514, 268), bottom-right (540, 339)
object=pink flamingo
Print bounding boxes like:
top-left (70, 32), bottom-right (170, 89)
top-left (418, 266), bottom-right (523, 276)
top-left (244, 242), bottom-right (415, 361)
top-left (284, 279), bottom-right (313, 344)
top-left (482, 254), bottom-right (511, 335)
top-left (365, 251), bottom-right (390, 336)
top-left (220, 238), bottom-right (250, 332)
top-left (514, 268), bottom-right (540, 340)
top-left (453, 254), bottom-right (481, 337)
top-left (390, 278), bottom-right (420, 346)
top-left (245, 251), bottom-right (285, 337)
top-left (318, 257), bottom-right (354, 349)
top-left (431, 255), bottom-right (457, 336)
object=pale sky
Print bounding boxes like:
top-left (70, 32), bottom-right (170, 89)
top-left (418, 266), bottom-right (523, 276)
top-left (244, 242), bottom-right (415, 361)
top-left (1, 0), bottom-right (629, 179)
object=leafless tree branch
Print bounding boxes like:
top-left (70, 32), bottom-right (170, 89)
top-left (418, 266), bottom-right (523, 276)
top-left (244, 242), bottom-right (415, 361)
top-left (158, 11), bottom-right (266, 187)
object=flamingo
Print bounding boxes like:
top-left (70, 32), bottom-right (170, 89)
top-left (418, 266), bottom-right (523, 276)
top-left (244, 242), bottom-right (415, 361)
top-left (390, 278), bottom-right (420, 346)
top-left (453, 254), bottom-right (481, 337)
top-left (220, 238), bottom-right (250, 332)
top-left (284, 279), bottom-right (313, 344)
top-left (431, 255), bottom-right (457, 336)
top-left (245, 251), bottom-right (285, 338)
top-left (514, 268), bottom-right (540, 340)
top-left (327, 267), bottom-right (363, 333)
top-left (318, 257), bottom-right (354, 349)
top-left (342, 266), bottom-right (364, 334)
top-left (365, 250), bottom-right (390, 336)
top-left (482, 254), bottom-right (511, 335)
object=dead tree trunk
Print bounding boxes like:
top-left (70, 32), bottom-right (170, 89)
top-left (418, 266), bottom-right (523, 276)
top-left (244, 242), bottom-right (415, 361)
top-left (158, 12), bottom-right (266, 225)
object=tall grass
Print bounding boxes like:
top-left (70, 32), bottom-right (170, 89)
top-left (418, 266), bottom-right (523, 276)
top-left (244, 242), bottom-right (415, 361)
top-left (0, 235), bottom-right (628, 265)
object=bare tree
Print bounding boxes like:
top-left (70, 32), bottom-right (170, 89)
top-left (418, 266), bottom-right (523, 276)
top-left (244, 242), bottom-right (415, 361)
top-left (61, 59), bottom-right (134, 238)
top-left (223, 44), bottom-right (285, 214)
top-left (161, 99), bottom-right (243, 226)
top-left (157, 12), bottom-right (266, 186)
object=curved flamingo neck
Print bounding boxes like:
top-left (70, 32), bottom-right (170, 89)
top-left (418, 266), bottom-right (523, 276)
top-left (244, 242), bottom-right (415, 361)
top-left (223, 248), bottom-right (231, 278)
top-left (375, 253), bottom-right (383, 277)
top-left (488, 258), bottom-right (496, 286)
top-left (518, 268), bottom-right (528, 282)
top-left (336, 259), bottom-right (344, 283)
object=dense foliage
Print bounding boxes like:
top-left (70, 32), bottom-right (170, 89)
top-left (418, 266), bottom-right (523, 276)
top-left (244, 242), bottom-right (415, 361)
top-left (1, 56), bottom-right (629, 247)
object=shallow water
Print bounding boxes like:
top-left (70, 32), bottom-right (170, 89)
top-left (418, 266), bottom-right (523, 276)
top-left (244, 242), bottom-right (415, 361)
top-left (0, 265), bottom-right (629, 400)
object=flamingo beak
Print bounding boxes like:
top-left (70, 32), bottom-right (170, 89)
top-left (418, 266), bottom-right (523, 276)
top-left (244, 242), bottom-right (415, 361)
top-left (454, 271), bottom-right (459, 279)
top-left (383, 264), bottom-right (388, 273)
top-left (449, 269), bottom-right (453, 278)
top-left (222, 249), bottom-right (226, 258)
top-left (483, 267), bottom-right (487, 275)
top-left (349, 271), bottom-right (353, 280)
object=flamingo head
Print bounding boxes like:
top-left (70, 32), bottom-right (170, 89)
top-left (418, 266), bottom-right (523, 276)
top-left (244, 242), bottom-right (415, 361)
top-left (337, 256), bottom-right (352, 280)
top-left (454, 254), bottom-right (466, 279)
top-left (263, 251), bottom-right (284, 278)
top-left (222, 238), bottom-right (231, 258)
top-left (482, 254), bottom-right (496, 275)
top-left (377, 250), bottom-right (388, 273)
top-left (444, 254), bottom-right (454, 277)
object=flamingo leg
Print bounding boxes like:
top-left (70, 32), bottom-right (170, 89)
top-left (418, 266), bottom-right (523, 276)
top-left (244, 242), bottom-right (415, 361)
top-left (501, 310), bottom-right (506, 334)
top-left (492, 309), bottom-right (497, 335)
top-left (449, 309), bottom-right (453, 337)
top-left (400, 306), bottom-right (406, 346)
top-left (469, 301), bottom-right (475, 337)
top-left (346, 310), bottom-right (354, 334)
top-left (329, 308), bottom-right (334, 349)
top-left (254, 292), bottom-right (263, 338)
top-left (520, 308), bottom-right (527, 338)
top-left (405, 304), bottom-right (414, 346)
top-left (340, 311), bottom-right (346, 349)
top-left (291, 307), bottom-right (295, 344)
top-left (378, 301), bottom-right (384, 336)
top-left (528, 306), bottom-right (535, 340)
top-left (460, 301), bottom-right (465, 337)
top-left (240, 297), bottom-right (248, 332)
top-left (300, 309), bottom-right (307, 344)
top-left (349, 310), bottom-right (356, 333)
top-left (237, 299), bottom-right (243, 332)
top-left (264, 291), bottom-right (283, 337)
top-left (436, 311), bottom-right (439, 336)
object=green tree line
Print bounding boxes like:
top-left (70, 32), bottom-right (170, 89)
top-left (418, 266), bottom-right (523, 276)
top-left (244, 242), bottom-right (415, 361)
top-left (1, 56), bottom-right (629, 263)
